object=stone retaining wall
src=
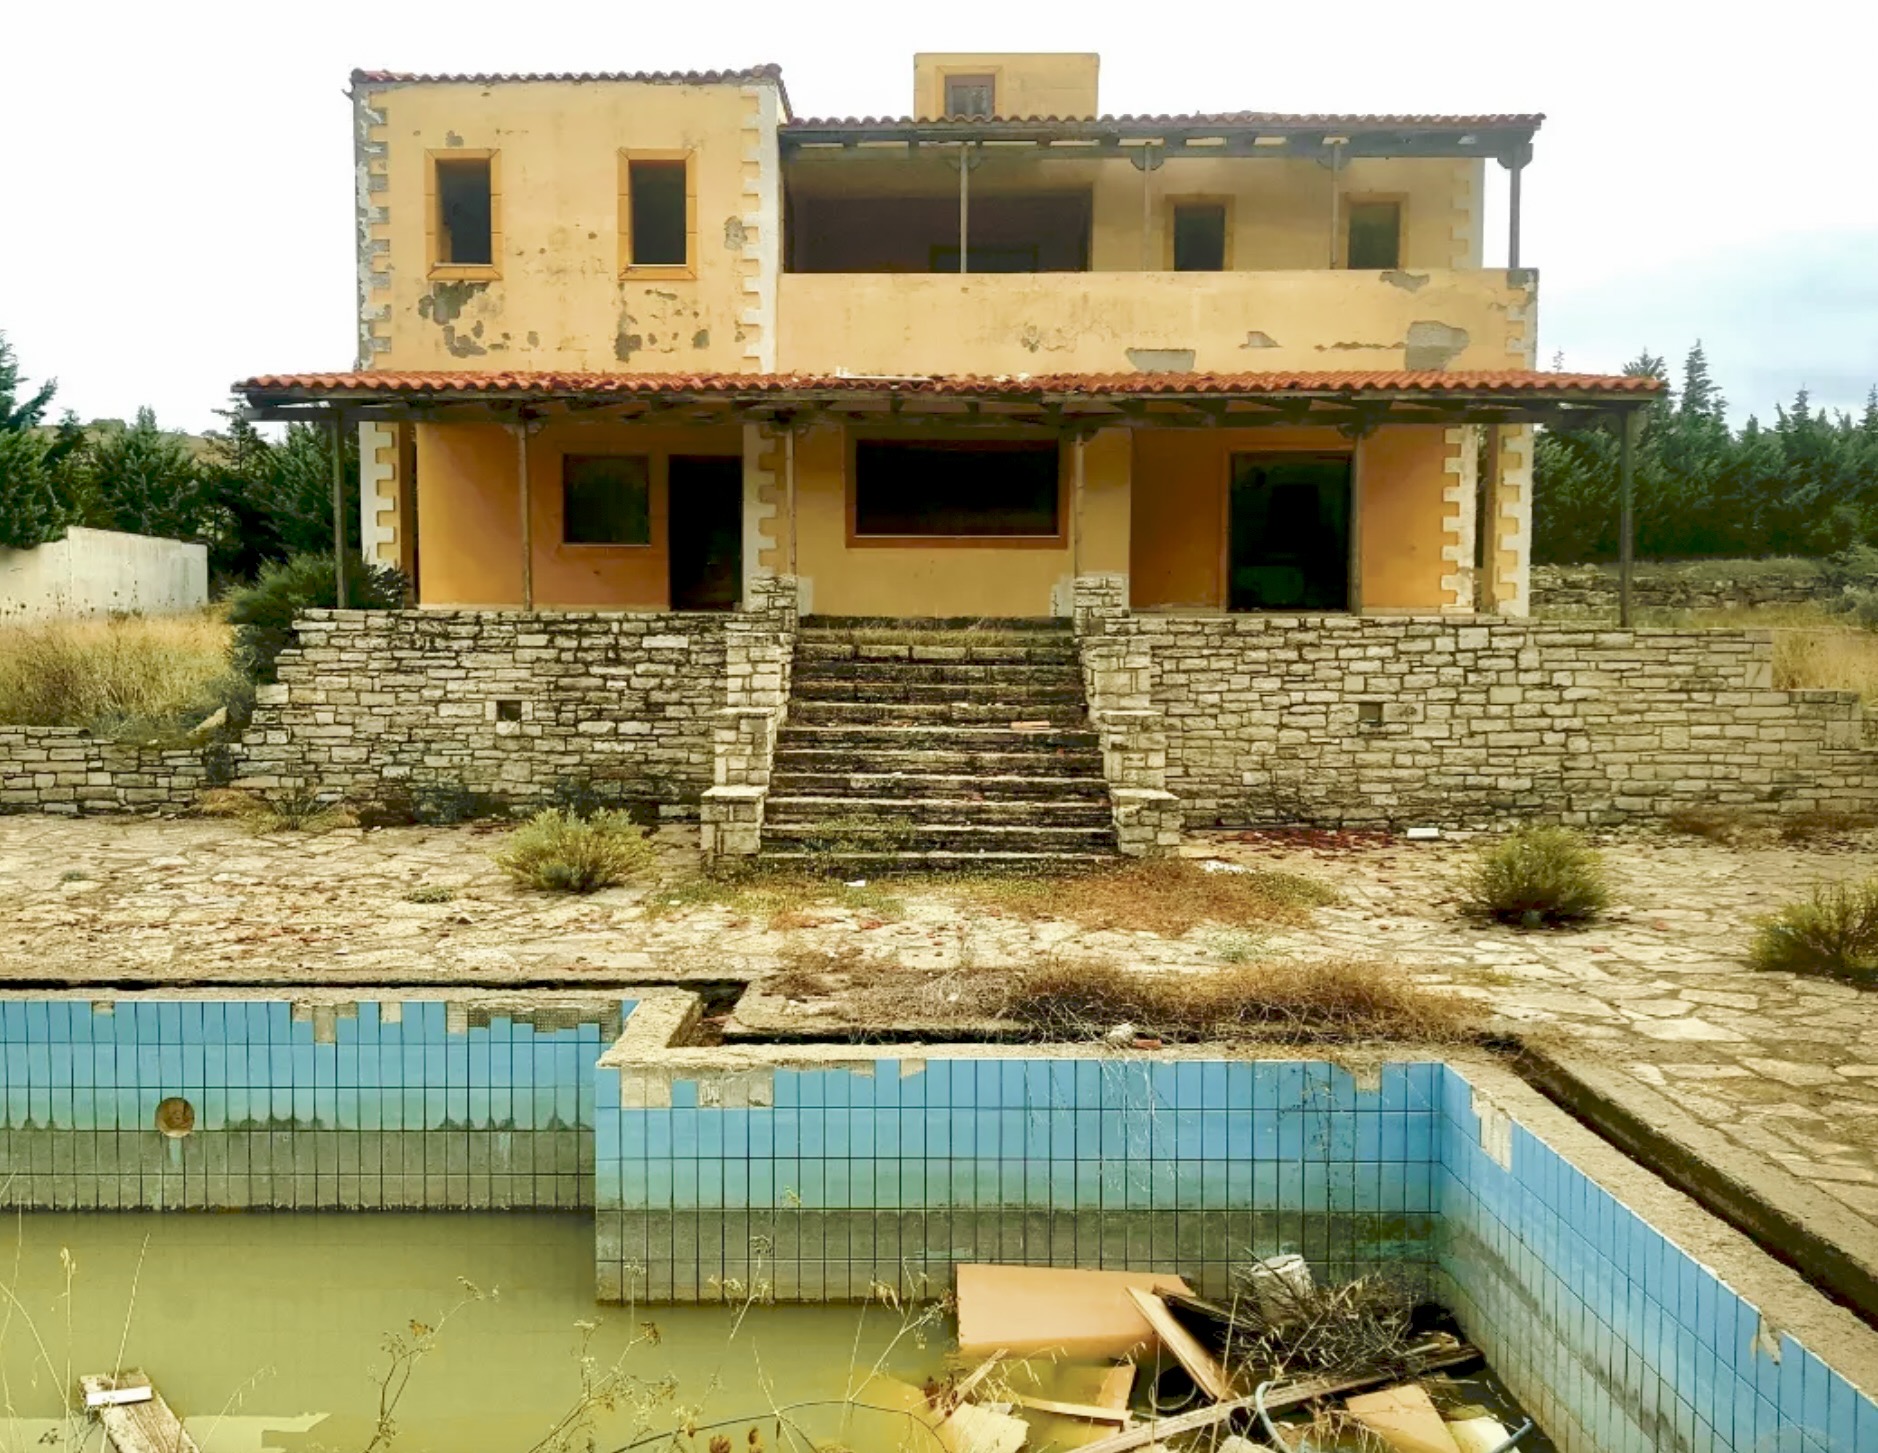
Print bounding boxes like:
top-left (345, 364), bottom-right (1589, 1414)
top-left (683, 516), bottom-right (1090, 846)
top-left (1530, 559), bottom-right (1863, 616)
top-left (0, 727), bottom-right (222, 815)
top-left (1075, 577), bottom-right (1878, 826)
top-left (240, 596), bottom-right (794, 811)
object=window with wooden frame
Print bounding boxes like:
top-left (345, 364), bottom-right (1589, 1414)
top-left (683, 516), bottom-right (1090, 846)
top-left (427, 150), bottom-right (501, 277)
top-left (1170, 200), bottom-right (1229, 271)
top-left (943, 73), bottom-right (997, 118)
top-left (851, 439), bottom-right (1061, 541)
top-left (562, 455), bottom-right (652, 546)
top-left (618, 151), bottom-right (696, 277)
top-left (1345, 199), bottom-right (1403, 270)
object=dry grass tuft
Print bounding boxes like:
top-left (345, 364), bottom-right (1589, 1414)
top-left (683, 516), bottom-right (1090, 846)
top-left (948, 859), bottom-right (1338, 936)
top-left (193, 786), bottom-right (355, 834)
top-left (1750, 879), bottom-right (1878, 986)
top-left (0, 612), bottom-right (237, 738)
top-left (1771, 625), bottom-right (1878, 700)
top-left (1663, 806), bottom-right (1750, 843)
top-left (998, 957), bottom-right (1476, 1044)
top-left (495, 809), bottom-right (656, 894)
top-left (645, 869), bottom-right (906, 928)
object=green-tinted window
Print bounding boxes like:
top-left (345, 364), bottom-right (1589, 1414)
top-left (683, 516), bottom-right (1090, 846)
top-left (1173, 203), bottom-right (1227, 271)
top-left (628, 160), bottom-right (688, 267)
top-left (1346, 202), bottom-right (1401, 270)
top-left (436, 157), bottom-right (493, 266)
top-left (563, 455), bottom-right (651, 545)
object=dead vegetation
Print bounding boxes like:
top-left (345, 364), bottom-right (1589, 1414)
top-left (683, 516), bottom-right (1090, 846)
top-left (0, 611), bottom-right (237, 738)
top-left (946, 859), bottom-right (1339, 936)
top-left (765, 951), bottom-right (1476, 1046)
top-left (644, 869), bottom-right (907, 929)
top-left (195, 786), bottom-right (357, 834)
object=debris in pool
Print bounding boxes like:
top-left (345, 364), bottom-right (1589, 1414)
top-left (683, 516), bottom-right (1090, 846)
top-left (1344, 1383), bottom-right (1464, 1453)
top-left (1127, 1287), bottom-right (1234, 1401)
top-left (1103, 1022), bottom-right (1139, 1045)
top-left (1446, 1413), bottom-right (1518, 1452)
top-left (955, 1264), bottom-right (1192, 1359)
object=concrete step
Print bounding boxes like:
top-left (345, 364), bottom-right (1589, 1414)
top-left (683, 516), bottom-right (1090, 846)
top-left (768, 771), bottom-right (1111, 800)
top-left (755, 849), bottom-right (1113, 875)
top-left (793, 660), bottom-right (1082, 686)
top-left (775, 724), bottom-right (1099, 753)
top-left (765, 795), bottom-right (1113, 827)
top-left (792, 678), bottom-right (1083, 706)
top-left (800, 615), bottom-right (1071, 634)
top-left (796, 641), bottom-right (1078, 667)
top-left (763, 821), bottom-right (1118, 853)
top-left (773, 747), bottom-right (1103, 776)
top-left (789, 700), bottom-right (1089, 728)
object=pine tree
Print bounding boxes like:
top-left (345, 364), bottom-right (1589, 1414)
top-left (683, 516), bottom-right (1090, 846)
top-left (0, 331), bottom-right (75, 549)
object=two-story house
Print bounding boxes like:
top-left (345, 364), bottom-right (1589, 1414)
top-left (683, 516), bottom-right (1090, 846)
top-left (239, 53), bottom-right (1652, 623)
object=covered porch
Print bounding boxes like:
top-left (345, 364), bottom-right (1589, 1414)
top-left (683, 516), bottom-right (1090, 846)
top-left (237, 370), bottom-right (1659, 620)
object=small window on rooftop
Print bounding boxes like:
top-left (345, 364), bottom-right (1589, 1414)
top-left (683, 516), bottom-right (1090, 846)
top-left (944, 74), bottom-right (996, 118)
top-left (433, 154), bottom-right (495, 268)
top-left (1346, 201), bottom-right (1402, 270)
top-left (563, 455), bottom-right (651, 546)
top-left (624, 157), bottom-right (691, 269)
top-left (1173, 202), bottom-right (1228, 272)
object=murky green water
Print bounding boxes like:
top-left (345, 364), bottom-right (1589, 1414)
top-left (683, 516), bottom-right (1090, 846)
top-left (0, 1214), bottom-right (946, 1453)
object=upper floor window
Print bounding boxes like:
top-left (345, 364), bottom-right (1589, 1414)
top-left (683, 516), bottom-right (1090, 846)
top-left (620, 152), bottom-right (694, 275)
top-left (1346, 200), bottom-right (1402, 270)
top-left (429, 151), bottom-right (500, 275)
top-left (1172, 202), bottom-right (1228, 272)
top-left (563, 455), bottom-right (651, 545)
top-left (943, 74), bottom-right (996, 118)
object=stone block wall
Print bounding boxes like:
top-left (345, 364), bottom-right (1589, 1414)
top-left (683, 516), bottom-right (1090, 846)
top-left (0, 727), bottom-right (221, 815)
top-left (1531, 559), bottom-right (1865, 617)
top-left (1078, 597), bottom-right (1878, 826)
top-left (240, 591), bottom-right (796, 811)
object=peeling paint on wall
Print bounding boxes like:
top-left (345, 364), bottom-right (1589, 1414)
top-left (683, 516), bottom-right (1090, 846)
top-left (418, 280), bottom-right (487, 326)
top-left (723, 216), bottom-right (748, 249)
top-left (1404, 321), bottom-right (1471, 370)
top-left (1241, 331), bottom-right (1280, 349)
top-left (691, 329), bottom-right (711, 349)
top-left (1124, 347), bottom-right (1196, 373)
top-left (441, 325), bottom-right (488, 358)
top-left (1382, 271), bottom-right (1430, 292)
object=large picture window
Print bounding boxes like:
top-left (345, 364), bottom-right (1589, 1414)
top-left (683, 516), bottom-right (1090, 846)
top-left (562, 455), bottom-right (651, 545)
top-left (853, 440), bottom-right (1060, 538)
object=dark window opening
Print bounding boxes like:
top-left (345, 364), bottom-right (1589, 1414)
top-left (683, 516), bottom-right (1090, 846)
top-left (436, 157), bottom-right (493, 266)
top-left (1172, 203), bottom-right (1227, 271)
top-left (855, 440), bottom-right (1059, 537)
top-left (563, 455), bottom-right (651, 545)
top-left (789, 192), bottom-right (1091, 273)
top-left (1346, 201), bottom-right (1401, 270)
top-left (495, 699), bottom-right (523, 723)
top-left (629, 159), bottom-right (688, 267)
top-left (1228, 453), bottom-right (1352, 611)
top-left (944, 74), bottom-right (996, 117)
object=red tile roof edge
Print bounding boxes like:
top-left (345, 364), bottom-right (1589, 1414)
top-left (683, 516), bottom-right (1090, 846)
top-left (786, 111), bottom-right (1544, 130)
top-left (237, 369), bottom-right (1660, 398)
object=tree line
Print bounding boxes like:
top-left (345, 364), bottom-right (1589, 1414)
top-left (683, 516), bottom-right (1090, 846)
top-left (1533, 343), bottom-right (1878, 563)
top-left (0, 332), bottom-right (358, 584)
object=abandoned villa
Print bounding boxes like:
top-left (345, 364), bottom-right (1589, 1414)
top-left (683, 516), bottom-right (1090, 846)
top-left (13, 51), bottom-right (1869, 859)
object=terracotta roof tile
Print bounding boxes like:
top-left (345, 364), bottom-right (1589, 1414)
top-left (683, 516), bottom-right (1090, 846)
top-left (237, 369), bottom-right (1659, 400)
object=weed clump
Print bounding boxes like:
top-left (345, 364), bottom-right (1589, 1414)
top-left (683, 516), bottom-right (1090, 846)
top-left (1749, 880), bottom-right (1878, 985)
top-left (0, 612), bottom-right (238, 739)
top-left (1464, 825), bottom-right (1610, 927)
top-left (495, 809), bottom-right (655, 894)
top-left (195, 786), bottom-right (355, 834)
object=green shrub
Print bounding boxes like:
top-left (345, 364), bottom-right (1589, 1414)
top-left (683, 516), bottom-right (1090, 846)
top-left (1465, 825), bottom-right (1610, 927)
top-left (495, 809), bottom-right (656, 894)
top-left (224, 553), bottom-right (406, 692)
top-left (1749, 881), bottom-right (1878, 985)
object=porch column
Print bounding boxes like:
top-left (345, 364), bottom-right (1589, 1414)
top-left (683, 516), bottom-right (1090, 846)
top-left (328, 410), bottom-right (348, 608)
top-left (1618, 408), bottom-right (1639, 627)
top-left (514, 419), bottom-right (534, 610)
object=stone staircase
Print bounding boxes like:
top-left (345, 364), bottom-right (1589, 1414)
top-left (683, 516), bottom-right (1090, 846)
top-left (760, 618), bottom-right (1118, 872)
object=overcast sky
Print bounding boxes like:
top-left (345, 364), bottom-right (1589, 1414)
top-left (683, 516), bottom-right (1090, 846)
top-left (3, 0), bottom-right (1874, 433)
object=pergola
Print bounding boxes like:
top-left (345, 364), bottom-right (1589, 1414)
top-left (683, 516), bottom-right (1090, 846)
top-left (237, 368), bottom-right (1659, 618)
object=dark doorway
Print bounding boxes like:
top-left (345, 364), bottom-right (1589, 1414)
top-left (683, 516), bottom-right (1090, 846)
top-left (668, 456), bottom-right (743, 611)
top-left (1228, 454), bottom-right (1353, 611)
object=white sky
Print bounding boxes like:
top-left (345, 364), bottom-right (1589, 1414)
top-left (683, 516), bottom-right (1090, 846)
top-left (3, 0), bottom-right (1874, 433)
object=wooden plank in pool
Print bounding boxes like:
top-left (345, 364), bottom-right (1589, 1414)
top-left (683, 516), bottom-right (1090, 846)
top-left (80, 1372), bottom-right (200, 1453)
